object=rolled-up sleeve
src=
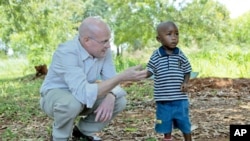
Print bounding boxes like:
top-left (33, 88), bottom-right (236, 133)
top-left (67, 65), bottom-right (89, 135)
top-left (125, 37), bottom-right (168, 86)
top-left (53, 48), bottom-right (98, 108)
top-left (147, 54), bottom-right (155, 75)
top-left (180, 52), bottom-right (192, 74)
top-left (100, 49), bottom-right (127, 98)
top-left (111, 85), bottom-right (127, 98)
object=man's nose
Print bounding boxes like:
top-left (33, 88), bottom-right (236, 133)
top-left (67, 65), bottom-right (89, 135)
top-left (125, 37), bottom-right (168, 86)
top-left (104, 42), bottom-right (111, 48)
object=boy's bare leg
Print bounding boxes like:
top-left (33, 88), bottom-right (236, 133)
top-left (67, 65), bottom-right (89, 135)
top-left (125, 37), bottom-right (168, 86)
top-left (164, 133), bottom-right (172, 140)
top-left (183, 133), bottom-right (192, 141)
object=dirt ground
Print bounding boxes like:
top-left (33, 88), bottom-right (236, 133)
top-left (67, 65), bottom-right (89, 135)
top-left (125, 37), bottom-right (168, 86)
top-left (1, 77), bottom-right (249, 141)
top-left (99, 77), bottom-right (250, 141)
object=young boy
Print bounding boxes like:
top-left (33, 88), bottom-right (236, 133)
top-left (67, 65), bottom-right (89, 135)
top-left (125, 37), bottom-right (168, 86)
top-left (146, 21), bottom-right (192, 141)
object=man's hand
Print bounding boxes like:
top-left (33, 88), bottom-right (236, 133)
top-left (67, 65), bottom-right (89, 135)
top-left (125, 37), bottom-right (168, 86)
top-left (121, 65), bottom-right (148, 81)
top-left (94, 93), bottom-right (115, 122)
top-left (97, 65), bottom-right (147, 98)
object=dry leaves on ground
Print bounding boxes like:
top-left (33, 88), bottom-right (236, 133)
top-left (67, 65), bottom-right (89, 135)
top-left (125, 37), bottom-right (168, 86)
top-left (100, 78), bottom-right (250, 141)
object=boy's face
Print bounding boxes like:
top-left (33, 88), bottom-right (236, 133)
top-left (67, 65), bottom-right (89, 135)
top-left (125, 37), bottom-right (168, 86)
top-left (157, 24), bottom-right (179, 49)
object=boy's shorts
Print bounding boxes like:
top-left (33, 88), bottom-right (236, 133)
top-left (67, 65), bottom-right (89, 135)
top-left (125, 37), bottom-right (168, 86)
top-left (155, 99), bottom-right (191, 134)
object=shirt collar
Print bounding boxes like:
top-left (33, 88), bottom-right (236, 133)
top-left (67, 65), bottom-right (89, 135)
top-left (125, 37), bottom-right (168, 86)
top-left (75, 35), bottom-right (92, 61)
top-left (158, 46), bottom-right (180, 56)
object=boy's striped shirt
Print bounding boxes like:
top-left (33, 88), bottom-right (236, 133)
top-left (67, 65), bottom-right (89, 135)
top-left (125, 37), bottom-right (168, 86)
top-left (147, 46), bottom-right (192, 101)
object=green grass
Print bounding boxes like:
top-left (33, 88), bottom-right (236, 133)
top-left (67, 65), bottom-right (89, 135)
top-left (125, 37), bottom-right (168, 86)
top-left (115, 44), bottom-right (250, 78)
top-left (0, 57), bottom-right (33, 79)
top-left (181, 44), bottom-right (250, 78)
top-left (0, 75), bottom-right (48, 140)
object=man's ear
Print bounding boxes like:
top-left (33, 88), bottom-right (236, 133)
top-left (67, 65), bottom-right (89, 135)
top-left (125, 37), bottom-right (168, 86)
top-left (82, 36), bottom-right (89, 42)
top-left (80, 36), bottom-right (89, 45)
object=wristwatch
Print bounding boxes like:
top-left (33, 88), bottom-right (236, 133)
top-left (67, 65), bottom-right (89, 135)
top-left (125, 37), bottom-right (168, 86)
top-left (109, 92), bottom-right (116, 99)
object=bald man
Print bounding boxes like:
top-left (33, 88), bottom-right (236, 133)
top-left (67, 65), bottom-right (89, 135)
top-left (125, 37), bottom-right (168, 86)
top-left (39, 17), bottom-right (147, 141)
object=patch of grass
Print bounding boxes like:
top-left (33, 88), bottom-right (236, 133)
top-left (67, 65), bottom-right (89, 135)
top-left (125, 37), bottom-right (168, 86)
top-left (0, 57), bottom-right (32, 79)
top-left (185, 44), bottom-right (250, 78)
top-left (145, 137), bottom-right (157, 141)
top-left (124, 127), bottom-right (138, 132)
top-left (0, 76), bottom-right (48, 140)
top-left (124, 80), bottom-right (154, 100)
top-left (115, 44), bottom-right (250, 78)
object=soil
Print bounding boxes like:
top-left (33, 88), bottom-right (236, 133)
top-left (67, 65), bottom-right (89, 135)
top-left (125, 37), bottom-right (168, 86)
top-left (99, 77), bottom-right (250, 141)
top-left (1, 77), bottom-right (249, 141)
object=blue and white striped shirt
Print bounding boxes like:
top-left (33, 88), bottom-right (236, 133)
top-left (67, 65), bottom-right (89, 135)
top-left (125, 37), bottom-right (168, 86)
top-left (147, 46), bottom-right (192, 101)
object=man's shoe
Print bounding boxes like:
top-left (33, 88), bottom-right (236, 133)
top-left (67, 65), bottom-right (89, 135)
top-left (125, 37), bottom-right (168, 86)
top-left (50, 133), bottom-right (69, 141)
top-left (72, 126), bottom-right (102, 141)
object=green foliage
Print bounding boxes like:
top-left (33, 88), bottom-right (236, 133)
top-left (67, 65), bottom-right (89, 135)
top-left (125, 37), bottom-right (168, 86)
top-left (0, 51), bottom-right (7, 58)
top-left (105, 0), bottom-right (159, 54)
top-left (0, 0), bottom-right (249, 73)
top-left (0, 57), bottom-right (30, 79)
top-left (105, 0), bottom-right (232, 52)
top-left (0, 0), bottom-right (84, 65)
top-left (178, 0), bottom-right (230, 47)
top-left (112, 43), bottom-right (250, 78)
top-left (230, 12), bottom-right (250, 44)
top-left (185, 44), bottom-right (250, 78)
top-left (114, 55), bottom-right (146, 72)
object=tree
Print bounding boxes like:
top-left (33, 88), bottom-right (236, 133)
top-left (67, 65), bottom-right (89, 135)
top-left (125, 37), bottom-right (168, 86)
top-left (0, 0), bottom-right (84, 65)
top-left (0, 0), bottom-right (235, 66)
top-left (175, 0), bottom-right (230, 47)
top-left (103, 0), bottom-right (231, 51)
top-left (230, 12), bottom-right (250, 44)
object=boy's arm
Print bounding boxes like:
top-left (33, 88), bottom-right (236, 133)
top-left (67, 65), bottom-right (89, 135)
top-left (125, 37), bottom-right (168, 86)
top-left (146, 70), bottom-right (153, 78)
top-left (181, 72), bottom-right (191, 92)
top-left (183, 72), bottom-right (191, 84)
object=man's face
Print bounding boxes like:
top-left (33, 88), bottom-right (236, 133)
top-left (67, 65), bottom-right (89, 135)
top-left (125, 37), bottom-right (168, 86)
top-left (86, 27), bottom-right (111, 58)
top-left (157, 24), bottom-right (179, 49)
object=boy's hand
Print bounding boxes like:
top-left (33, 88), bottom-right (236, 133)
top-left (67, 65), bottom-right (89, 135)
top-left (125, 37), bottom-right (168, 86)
top-left (181, 83), bottom-right (189, 92)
